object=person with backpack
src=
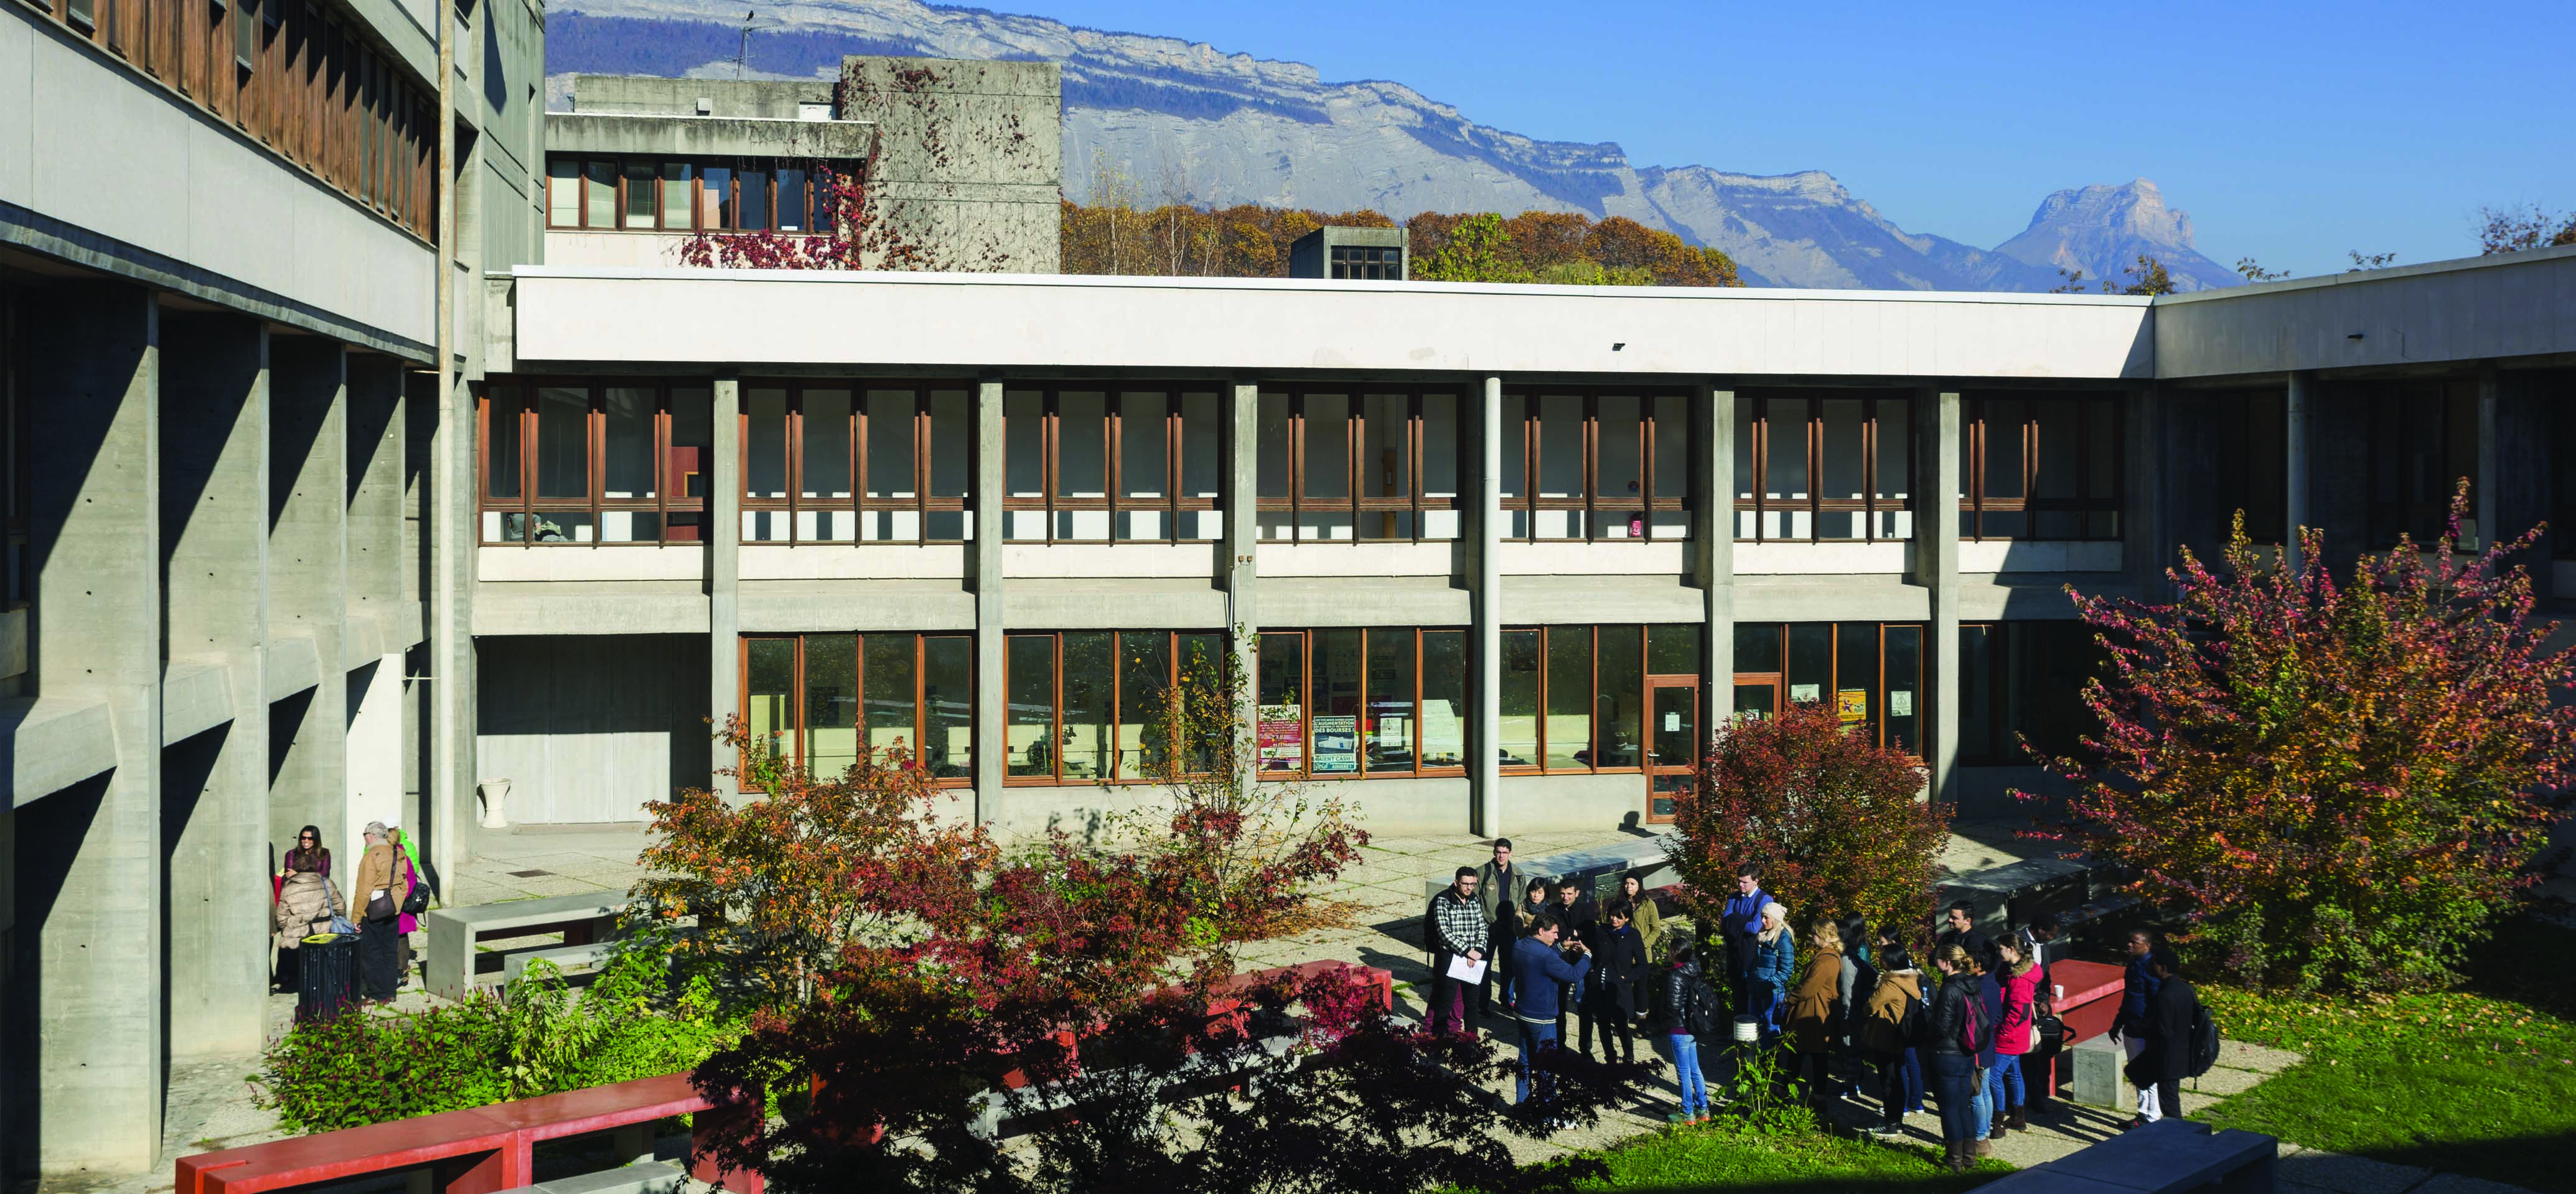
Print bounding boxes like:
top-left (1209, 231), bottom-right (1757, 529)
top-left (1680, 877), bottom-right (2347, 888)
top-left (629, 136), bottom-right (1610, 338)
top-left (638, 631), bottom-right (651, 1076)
top-left (1966, 942), bottom-right (2004, 1156)
top-left (1859, 945), bottom-right (1926, 1138)
top-left (1584, 899), bottom-right (1652, 1064)
top-left (1926, 943), bottom-right (1987, 1173)
top-left (2110, 927), bottom-right (2165, 1123)
top-left (2021, 916), bottom-right (2067, 1114)
top-left (1988, 933), bottom-right (2042, 1136)
top-left (2125, 945), bottom-right (2201, 1130)
top-left (1661, 938), bottom-right (1720, 1124)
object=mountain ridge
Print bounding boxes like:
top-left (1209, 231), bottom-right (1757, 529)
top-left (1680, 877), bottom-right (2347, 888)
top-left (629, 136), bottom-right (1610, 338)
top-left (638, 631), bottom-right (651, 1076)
top-left (544, 1), bottom-right (2239, 292)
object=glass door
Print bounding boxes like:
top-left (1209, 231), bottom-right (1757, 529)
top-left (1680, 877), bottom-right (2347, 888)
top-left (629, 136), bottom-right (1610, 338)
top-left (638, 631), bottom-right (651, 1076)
top-left (1647, 680), bottom-right (1698, 822)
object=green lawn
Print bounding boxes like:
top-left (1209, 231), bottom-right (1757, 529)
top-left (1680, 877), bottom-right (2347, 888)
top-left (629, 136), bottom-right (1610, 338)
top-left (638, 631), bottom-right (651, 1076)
top-left (2196, 916), bottom-right (2576, 1194)
top-left (1568, 1123), bottom-right (2011, 1192)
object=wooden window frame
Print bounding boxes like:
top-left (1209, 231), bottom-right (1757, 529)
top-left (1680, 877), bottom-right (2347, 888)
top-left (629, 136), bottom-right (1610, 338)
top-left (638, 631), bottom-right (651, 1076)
top-left (1001, 385), bottom-right (1224, 545)
top-left (1957, 393), bottom-right (2125, 543)
top-left (1255, 388), bottom-right (1464, 544)
top-left (1734, 621), bottom-right (1926, 755)
top-left (1242, 628), bottom-right (1469, 781)
top-left (1497, 388), bottom-right (1692, 543)
top-left (1000, 630), bottom-right (1228, 786)
top-left (736, 632), bottom-right (975, 793)
top-left (736, 378), bottom-right (975, 546)
top-left (479, 378), bottom-right (716, 547)
top-left (1733, 389), bottom-right (1914, 544)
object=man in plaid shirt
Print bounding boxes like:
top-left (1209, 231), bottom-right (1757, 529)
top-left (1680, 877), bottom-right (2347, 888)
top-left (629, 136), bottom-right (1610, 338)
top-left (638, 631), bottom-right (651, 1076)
top-left (1427, 866), bottom-right (1489, 1036)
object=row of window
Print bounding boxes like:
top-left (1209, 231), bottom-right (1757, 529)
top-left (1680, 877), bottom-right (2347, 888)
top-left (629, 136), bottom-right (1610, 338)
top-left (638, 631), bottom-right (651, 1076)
top-left (29, 0), bottom-right (436, 240)
top-left (480, 380), bottom-right (2143, 546)
top-left (545, 156), bottom-right (847, 235)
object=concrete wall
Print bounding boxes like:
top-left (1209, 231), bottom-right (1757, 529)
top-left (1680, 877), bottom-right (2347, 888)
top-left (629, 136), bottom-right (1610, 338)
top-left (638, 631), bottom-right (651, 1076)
top-left (475, 634), bottom-right (710, 824)
top-left (840, 57), bottom-right (1063, 274)
top-left (546, 111), bottom-right (876, 161)
top-left (569, 74), bottom-right (837, 119)
top-left (2155, 244), bottom-right (2576, 379)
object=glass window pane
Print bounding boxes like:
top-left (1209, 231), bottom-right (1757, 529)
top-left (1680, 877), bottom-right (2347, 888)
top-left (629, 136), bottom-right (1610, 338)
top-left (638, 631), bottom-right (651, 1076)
top-left (701, 165), bottom-right (733, 228)
top-left (599, 511), bottom-right (663, 544)
top-left (1537, 395), bottom-right (1584, 500)
top-left (535, 386), bottom-right (589, 500)
top-left (1117, 632), bottom-right (1171, 778)
top-left (584, 161), bottom-right (614, 228)
top-left (1835, 622), bottom-right (1879, 742)
top-left (745, 387), bottom-right (788, 500)
top-left (863, 389), bottom-right (914, 498)
top-left (1652, 394), bottom-right (1688, 500)
top-left (1364, 629), bottom-right (1416, 773)
top-left (623, 161), bottom-right (655, 228)
top-left (745, 638), bottom-right (797, 775)
top-left (800, 388), bottom-right (853, 500)
top-left (1300, 394), bottom-right (1352, 541)
top-left (547, 160), bottom-right (579, 226)
top-left (1061, 632), bottom-right (1113, 780)
top-left (1595, 625), bottom-right (1643, 767)
top-left (1181, 392), bottom-right (1222, 500)
top-left (928, 389), bottom-right (970, 501)
top-left (1598, 394), bottom-right (1644, 510)
top-left (1360, 394), bottom-right (1412, 539)
top-left (1257, 632), bottom-right (1306, 775)
top-left (2089, 398), bottom-right (2120, 502)
top-left (803, 635), bottom-right (857, 779)
top-left (1500, 395), bottom-right (1529, 501)
top-left (1786, 623), bottom-right (1831, 710)
top-left (602, 387), bottom-right (656, 501)
top-left (1057, 391), bottom-right (1107, 498)
top-left (1819, 398), bottom-right (1866, 539)
top-left (1876, 398), bottom-right (1911, 539)
top-left (1006, 635), bottom-right (1057, 779)
top-left (1005, 391), bottom-right (1045, 541)
top-left (775, 167), bottom-right (807, 232)
top-left (1120, 391), bottom-right (1169, 501)
top-left (1765, 396), bottom-right (1809, 501)
top-left (1649, 623), bottom-right (1700, 676)
top-left (1257, 394), bottom-right (1291, 499)
top-left (2034, 399), bottom-right (2079, 505)
top-left (924, 637), bottom-right (972, 780)
top-left (660, 161), bottom-right (692, 228)
top-left (863, 635), bottom-right (917, 757)
top-left (1885, 625), bottom-right (1922, 755)
top-left (1735, 622), bottom-right (1782, 674)
top-left (485, 389), bottom-right (523, 500)
top-left (738, 168), bottom-right (769, 230)
top-left (1958, 625), bottom-right (1995, 763)
top-left (532, 510), bottom-right (594, 543)
top-left (1420, 631), bottom-right (1466, 769)
top-left (1544, 628), bottom-right (1594, 769)
top-left (1306, 629), bottom-right (1360, 776)
top-left (1984, 401), bottom-right (2026, 500)
top-left (1499, 630), bottom-right (1540, 767)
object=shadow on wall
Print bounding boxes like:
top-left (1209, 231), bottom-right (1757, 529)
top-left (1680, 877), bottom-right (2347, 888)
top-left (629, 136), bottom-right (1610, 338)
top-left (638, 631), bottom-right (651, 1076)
top-left (475, 635), bottom-right (711, 825)
top-left (1952, 765), bottom-right (2075, 822)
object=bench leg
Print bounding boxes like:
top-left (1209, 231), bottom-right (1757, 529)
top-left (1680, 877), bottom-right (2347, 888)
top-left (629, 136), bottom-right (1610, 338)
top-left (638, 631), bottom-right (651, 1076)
top-left (691, 1092), bottom-right (764, 1194)
top-left (437, 1147), bottom-right (528, 1194)
top-left (612, 1122), bottom-right (651, 1167)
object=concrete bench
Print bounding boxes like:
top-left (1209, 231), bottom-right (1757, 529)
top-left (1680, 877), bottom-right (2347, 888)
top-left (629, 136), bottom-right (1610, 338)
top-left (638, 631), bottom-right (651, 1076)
top-left (503, 941), bottom-right (619, 985)
top-left (1972, 1118), bottom-right (2275, 1193)
top-left (1418, 837), bottom-right (1677, 903)
top-left (499, 1160), bottom-right (686, 1194)
top-left (426, 891), bottom-right (633, 1002)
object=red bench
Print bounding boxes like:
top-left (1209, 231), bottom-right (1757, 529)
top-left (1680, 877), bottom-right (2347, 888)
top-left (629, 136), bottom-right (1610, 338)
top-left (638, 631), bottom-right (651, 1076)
top-left (176, 1073), bottom-right (762, 1194)
top-left (2035, 958), bottom-right (2125, 1094)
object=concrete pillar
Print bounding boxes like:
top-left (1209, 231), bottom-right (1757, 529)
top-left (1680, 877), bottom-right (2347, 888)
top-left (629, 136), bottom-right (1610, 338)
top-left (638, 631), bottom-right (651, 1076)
top-left (20, 284), bottom-right (162, 1174)
top-left (2476, 362), bottom-right (2499, 554)
top-left (428, 370), bottom-right (474, 889)
top-left (1224, 382), bottom-right (1260, 803)
top-left (347, 660), bottom-right (403, 849)
top-left (1471, 375), bottom-right (1504, 837)
top-left (347, 358), bottom-right (405, 843)
top-left (2284, 371), bottom-right (2311, 573)
top-left (269, 338), bottom-right (352, 865)
top-left (973, 377), bottom-right (1006, 824)
top-left (707, 375), bottom-right (741, 799)
top-left (157, 312), bottom-right (270, 1057)
top-left (1702, 385), bottom-right (1735, 714)
top-left (1919, 388), bottom-right (1962, 808)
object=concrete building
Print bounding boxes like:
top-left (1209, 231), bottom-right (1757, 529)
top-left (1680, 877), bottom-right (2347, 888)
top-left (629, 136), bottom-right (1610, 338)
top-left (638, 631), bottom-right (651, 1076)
top-left (9, 24), bottom-right (2576, 1188)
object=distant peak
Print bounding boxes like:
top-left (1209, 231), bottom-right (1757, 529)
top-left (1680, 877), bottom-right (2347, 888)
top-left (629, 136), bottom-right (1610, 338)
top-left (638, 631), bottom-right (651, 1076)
top-left (2021, 179), bottom-right (2190, 248)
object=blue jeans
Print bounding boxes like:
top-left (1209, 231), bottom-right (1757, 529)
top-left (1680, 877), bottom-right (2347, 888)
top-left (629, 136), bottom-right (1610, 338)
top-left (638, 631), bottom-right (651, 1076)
top-left (1970, 1063), bottom-right (1994, 1139)
top-left (1748, 982), bottom-right (1781, 1040)
top-left (1931, 1053), bottom-right (1980, 1145)
top-left (1515, 1020), bottom-right (1561, 1106)
top-left (1987, 1052), bottom-right (2027, 1112)
top-left (1667, 1032), bottom-right (1707, 1117)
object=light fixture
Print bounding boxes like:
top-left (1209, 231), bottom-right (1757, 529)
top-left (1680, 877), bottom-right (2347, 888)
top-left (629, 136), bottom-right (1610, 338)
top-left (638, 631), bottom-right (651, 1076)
top-left (1611, 342), bottom-right (1626, 352)
top-left (2346, 332), bottom-right (2366, 340)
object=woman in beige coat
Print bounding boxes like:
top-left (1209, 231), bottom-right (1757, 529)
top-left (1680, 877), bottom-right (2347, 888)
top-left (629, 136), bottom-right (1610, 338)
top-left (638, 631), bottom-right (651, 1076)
top-left (272, 825), bottom-right (346, 991)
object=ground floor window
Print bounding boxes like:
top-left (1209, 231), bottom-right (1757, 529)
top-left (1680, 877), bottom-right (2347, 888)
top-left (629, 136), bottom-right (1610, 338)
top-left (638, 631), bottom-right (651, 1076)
top-left (1004, 631), bottom-right (1227, 783)
top-left (742, 633), bottom-right (972, 786)
top-left (1498, 625), bottom-right (1703, 772)
top-left (1254, 628), bottom-right (1469, 777)
top-left (1730, 622), bottom-right (1923, 754)
top-left (1956, 622), bottom-right (2099, 765)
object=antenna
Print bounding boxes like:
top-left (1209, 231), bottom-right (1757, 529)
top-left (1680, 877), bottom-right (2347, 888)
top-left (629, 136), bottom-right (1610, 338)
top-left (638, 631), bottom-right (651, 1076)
top-left (734, 8), bottom-right (785, 80)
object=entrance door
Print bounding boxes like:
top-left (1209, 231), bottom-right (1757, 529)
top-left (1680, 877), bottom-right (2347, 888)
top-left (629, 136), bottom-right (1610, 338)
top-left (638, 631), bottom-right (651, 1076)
top-left (1732, 672), bottom-right (1782, 724)
top-left (1646, 679), bottom-right (1698, 822)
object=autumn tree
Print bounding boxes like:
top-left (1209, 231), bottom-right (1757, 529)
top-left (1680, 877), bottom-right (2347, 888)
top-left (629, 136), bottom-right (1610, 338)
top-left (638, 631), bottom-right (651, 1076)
top-left (2476, 204), bottom-right (2576, 254)
top-left (2029, 490), bottom-right (2576, 994)
top-left (1667, 701), bottom-right (1947, 946)
top-left (1415, 213), bottom-right (1532, 283)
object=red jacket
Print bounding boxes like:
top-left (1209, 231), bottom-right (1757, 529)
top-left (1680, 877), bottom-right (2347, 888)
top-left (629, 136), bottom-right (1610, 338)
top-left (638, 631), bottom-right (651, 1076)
top-left (1996, 963), bottom-right (2044, 1055)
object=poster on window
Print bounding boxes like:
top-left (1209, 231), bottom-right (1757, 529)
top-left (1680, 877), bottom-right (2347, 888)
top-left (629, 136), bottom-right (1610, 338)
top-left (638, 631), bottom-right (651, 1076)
top-left (1258, 704), bottom-right (1304, 771)
top-left (1890, 689), bottom-right (1914, 717)
top-left (1790, 683), bottom-right (1822, 704)
top-left (1421, 701), bottom-right (1464, 760)
top-left (1837, 689), bottom-right (1868, 724)
top-left (1311, 714), bottom-right (1359, 773)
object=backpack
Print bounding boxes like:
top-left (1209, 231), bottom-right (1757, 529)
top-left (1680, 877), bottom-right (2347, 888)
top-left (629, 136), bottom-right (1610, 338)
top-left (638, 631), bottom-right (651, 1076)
top-left (2187, 1001), bottom-right (2221, 1078)
top-left (1681, 975), bottom-right (1723, 1038)
top-left (1956, 983), bottom-right (1987, 1056)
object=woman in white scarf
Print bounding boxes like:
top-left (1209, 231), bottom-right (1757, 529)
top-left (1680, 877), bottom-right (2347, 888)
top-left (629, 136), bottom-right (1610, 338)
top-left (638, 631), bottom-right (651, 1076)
top-left (1750, 901), bottom-right (1798, 1038)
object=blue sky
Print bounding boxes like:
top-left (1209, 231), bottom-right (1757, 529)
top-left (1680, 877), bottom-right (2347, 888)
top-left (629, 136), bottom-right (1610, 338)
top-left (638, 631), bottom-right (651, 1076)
top-left (1013, 0), bottom-right (2574, 278)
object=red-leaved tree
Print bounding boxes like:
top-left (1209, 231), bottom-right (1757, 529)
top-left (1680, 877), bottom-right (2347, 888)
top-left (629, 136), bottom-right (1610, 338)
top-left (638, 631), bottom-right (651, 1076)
top-left (1667, 701), bottom-right (1946, 947)
top-left (2028, 490), bottom-right (2576, 993)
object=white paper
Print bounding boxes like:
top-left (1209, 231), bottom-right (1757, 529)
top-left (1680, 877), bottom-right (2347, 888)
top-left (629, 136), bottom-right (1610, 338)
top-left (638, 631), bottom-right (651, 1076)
top-left (1664, 711), bottom-right (1682, 731)
top-left (1891, 690), bottom-right (1914, 716)
top-left (1446, 954), bottom-right (1487, 983)
top-left (1791, 683), bottom-right (1822, 702)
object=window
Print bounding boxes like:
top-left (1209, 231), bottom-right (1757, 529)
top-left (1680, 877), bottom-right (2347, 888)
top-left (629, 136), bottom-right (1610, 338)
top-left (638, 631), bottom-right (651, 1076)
top-left (1497, 625), bottom-right (1703, 771)
top-left (1957, 622), bottom-right (2099, 765)
top-left (1329, 245), bottom-right (1402, 279)
top-left (737, 381), bottom-right (971, 544)
top-left (1256, 389), bottom-right (1462, 542)
top-left (739, 633), bottom-right (973, 788)
top-left (1004, 387), bottom-right (1222, 543)
top-left (2363, 380), bottom-right (2478, 548)
top-left (1958, 393), bottom-right (2122, 541)
top-left (1498, 389), bottom-right (1691, 541)
top-left (2, 293), bottom-right (22, 610)
top-left (543, 155), bottom-right (851, 233)
top-left (1734, 390), bottom-right (1911, 541)
top-left (480, 380), bottom-right (714, 544)
top-left (1733, 622), bottom-right (1924, 755)
top-left (2201, 389), bottom-right (2287, 553)
top-left (1004, 631), bottom-right (1227, 783)
top-left (1249, 629), bottom-right (1467, 778)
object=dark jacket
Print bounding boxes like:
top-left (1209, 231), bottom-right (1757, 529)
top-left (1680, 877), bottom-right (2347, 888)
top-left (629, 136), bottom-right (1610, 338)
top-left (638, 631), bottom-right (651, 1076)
top-left (2132, 974), bottom-right (2198, 1086)
top-left (1512, 936), bottom-right (1591, 1024)
top-left (1976, 972), bottom-right (2005, 1068)
top-left (1749, 928), bottom-right (1796, 994)
top-left (1937, 926), bottom-right (1991, 967)
top-left (1554, 894), bottom-right (1599, 947)
top-left (1663, 955), bottom-right (1711, 1035)
top-left (1720, 887), bottom-right (1772, 974)
top-left (1591, 923), bottom-right (1652, 1016)
top-left (1928, 969), bottom-right (1979, 1056)
top-left (2118, 953), bottom-right (2163, 1034)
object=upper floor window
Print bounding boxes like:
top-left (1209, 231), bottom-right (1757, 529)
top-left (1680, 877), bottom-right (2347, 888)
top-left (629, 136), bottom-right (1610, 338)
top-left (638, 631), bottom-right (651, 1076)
top-left (2363, 380), bottom-right (2478, 549)
top-left (1005, 387), bottom-right (1222, 543)
top-left (1329, 245), bottom-right (1402, 279)
top-left (1257, 389), bottom-right (1462, 543)
top-left (546, 156), bottom-right (843, 235)
top-left (1499, 389), bottom-right (1690, 541)
top-left (482, 381), bottom-right (712, 545)
top-left (2197, 389), bottom-right (2287, 554)
top-left (1498, 624), bottom-right (1703, 772)
top-left (1254, 628), bottom-right (1468, 778)
top-left (1735, 390), bottom-right (1911, 542)
top-left (1958, 393), bottom-right (2123, 541)
top-left (742, 382), bottom-right (971, 544)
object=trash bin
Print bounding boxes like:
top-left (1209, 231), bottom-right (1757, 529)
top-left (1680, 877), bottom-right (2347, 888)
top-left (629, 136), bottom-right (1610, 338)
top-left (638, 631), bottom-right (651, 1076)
top-left (297, 932), bottom-right (360, 1022)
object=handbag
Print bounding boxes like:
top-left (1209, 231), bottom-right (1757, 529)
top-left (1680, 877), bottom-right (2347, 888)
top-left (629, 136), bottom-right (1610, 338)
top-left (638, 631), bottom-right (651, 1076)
top-left (398, 859), bottom-right (431, 916)
top-left (321, 877), bottom-right (359, 937)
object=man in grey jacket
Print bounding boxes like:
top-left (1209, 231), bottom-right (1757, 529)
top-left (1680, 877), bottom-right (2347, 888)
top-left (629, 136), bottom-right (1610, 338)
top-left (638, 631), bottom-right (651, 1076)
top-left (1476, 839), bottom-right (1520, 1017)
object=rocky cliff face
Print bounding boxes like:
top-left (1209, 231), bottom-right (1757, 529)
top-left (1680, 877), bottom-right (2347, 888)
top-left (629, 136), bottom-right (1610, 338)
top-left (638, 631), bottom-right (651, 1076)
top-left (546, 0), bottom-right (2239, 292)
